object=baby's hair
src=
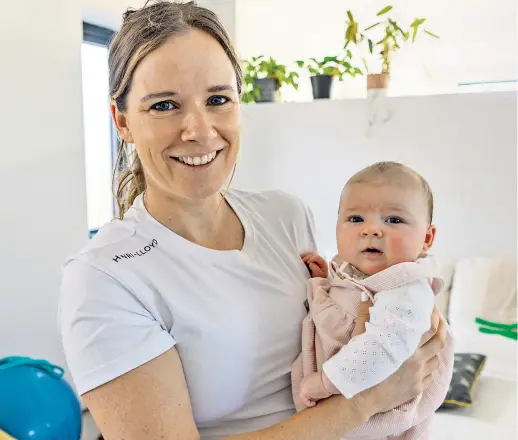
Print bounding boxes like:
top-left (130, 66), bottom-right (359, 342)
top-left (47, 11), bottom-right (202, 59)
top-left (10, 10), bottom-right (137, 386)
top-left (344, 161), bottom-right (434, 224)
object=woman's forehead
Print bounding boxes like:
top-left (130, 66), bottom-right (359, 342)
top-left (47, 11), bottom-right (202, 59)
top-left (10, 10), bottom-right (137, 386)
top-left (131, 29), bottom-right (237, 95)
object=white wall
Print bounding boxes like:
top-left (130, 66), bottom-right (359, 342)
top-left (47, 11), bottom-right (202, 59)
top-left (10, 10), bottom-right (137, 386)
top-left (0, 0), bottom-right (87, 372)
top-left (234, 92), bottom-right (517, 263)
top-left (82, 0), bottom-right (140, 30)
top-left (236, 0), bottom-right (517, 99)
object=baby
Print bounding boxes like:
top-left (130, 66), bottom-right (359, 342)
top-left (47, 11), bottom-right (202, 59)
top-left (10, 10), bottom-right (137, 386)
top-left (292, 162), bottom-right (454, 440)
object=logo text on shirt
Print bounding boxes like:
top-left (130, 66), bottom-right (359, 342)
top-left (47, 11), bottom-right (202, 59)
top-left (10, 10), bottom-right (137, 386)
top-left (112, 239), bottom-right (158, 263)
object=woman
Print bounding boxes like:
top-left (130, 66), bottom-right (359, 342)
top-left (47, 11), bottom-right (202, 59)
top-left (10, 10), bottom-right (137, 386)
top-left (59, 2), bottom-right (447, 439)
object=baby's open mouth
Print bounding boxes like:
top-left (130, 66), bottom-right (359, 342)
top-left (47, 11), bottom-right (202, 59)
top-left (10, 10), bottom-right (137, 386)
top-left (362, 247), bottom-right (383, 255)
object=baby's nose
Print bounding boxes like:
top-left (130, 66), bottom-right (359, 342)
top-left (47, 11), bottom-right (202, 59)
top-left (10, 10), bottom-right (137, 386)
top-left (361, 224), bottom-right (383, 237)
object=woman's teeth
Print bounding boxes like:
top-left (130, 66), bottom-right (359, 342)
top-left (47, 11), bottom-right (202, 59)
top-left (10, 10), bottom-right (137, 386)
top-left (177, 151), bottom-right (217, 166)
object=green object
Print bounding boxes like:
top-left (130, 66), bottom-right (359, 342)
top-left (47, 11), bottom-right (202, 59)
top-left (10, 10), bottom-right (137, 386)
top-left (475, 317), bottom-right (517, 340)
top-left (344, 5), bottom-right (439, 74)
top-left (241, 56), bottom-right (299, 104)
top-left (295, 54), bottom-right (362, 81)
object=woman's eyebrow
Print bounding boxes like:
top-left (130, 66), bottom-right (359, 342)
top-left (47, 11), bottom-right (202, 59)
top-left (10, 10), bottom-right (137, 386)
top-left (141, 91), bottom-right (177, 102)
top-left (207, 84), bottom-right (235, 93)
top-left (141, 85), bottom-right (235, 102)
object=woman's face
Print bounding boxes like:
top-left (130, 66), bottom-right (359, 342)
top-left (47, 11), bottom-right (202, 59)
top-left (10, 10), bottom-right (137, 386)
top-left (113, 29), bottom-right (241, 202)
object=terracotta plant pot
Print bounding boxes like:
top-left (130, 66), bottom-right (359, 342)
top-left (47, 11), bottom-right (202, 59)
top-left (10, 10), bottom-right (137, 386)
top-left (367, 73), bottom-right (389, 90)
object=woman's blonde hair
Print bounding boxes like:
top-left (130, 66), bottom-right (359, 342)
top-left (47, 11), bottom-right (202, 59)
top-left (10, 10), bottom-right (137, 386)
top-left (109, 0), bottom-right (243, 218)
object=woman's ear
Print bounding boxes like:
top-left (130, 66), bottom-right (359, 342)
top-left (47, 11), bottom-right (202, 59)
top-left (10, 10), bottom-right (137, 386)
top-left (111, 100), bottom-right (134, 144)
top-left (422, 224), bottom-right (437, 253)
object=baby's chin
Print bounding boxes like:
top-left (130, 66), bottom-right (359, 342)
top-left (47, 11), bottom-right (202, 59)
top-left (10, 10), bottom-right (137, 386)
top-left (356, 261), bottom-right (390, 275)
top-left (349, 255), bottom-right (391, 275)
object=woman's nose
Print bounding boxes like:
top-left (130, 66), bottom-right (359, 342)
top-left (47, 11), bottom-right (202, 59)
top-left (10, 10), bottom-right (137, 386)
top-left (180, 107), bottom-right (217, 143)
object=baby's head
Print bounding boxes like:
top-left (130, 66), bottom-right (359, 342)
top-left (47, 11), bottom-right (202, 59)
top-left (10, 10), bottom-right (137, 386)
top-left (336, 162), bottom-right (436, 275)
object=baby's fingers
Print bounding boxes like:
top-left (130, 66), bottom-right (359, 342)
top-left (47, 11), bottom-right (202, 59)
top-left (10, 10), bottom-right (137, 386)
top-left (300, 252), bottom-right (315, 264)
top-left (299, 393), bottom-right (315, 408)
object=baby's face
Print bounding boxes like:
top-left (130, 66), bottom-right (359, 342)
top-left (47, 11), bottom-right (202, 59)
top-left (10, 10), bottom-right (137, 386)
top-left (336, 181), bottom-right (435, 275)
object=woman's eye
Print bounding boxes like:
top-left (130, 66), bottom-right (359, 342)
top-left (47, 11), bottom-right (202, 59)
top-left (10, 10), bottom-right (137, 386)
top-left (208, 95), bottom-right (229, 106)
top-left (348, 216), bottom-right (364, 223)
top-left (386, 216), bottom-right (404, 224)
top-left (151, 101), bottom-right (175, 111)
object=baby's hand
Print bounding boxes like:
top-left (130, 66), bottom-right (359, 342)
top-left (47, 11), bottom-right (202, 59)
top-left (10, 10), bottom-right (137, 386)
top-left (299, 372), bottom-right (334, 408)
top-left (300, 252), bottom-right (329, 278)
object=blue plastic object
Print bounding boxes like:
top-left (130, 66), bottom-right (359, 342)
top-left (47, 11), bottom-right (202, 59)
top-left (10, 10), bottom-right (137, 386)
top-left (0, 356), bottom-right (82, 440)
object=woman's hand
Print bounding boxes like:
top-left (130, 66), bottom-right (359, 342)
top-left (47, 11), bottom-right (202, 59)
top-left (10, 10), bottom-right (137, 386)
top-left (355, 306), bottom-right (447, 416)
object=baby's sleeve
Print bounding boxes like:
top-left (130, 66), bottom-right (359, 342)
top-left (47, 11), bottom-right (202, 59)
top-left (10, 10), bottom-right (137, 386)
top-left (58, 260), bottom-right (176, 395)
top-left (322, 278), bottom-right (435, 398)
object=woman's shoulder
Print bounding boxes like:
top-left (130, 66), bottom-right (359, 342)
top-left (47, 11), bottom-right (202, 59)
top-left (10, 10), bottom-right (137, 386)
top-left (228, 188), bottom-right (317, 251)
top-left (64, 212), bottom-right (143, 273)
top-left (228, 188), bottom-right (311, 218)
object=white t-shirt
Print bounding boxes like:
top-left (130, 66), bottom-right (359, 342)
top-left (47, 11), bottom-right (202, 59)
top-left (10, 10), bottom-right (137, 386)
top-left (59, 189), bottom-right (317, 440)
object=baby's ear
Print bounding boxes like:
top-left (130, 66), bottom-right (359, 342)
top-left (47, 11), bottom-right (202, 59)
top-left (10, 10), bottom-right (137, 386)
top-left (423, 224), bottom-right (437, 252)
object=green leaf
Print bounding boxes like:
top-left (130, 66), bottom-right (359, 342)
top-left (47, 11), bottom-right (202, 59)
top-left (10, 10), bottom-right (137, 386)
top-left (346, 50), bottom-right (352, 59)
top-left (368, 39), bottom-right (374, 54)
top-left (347, 10), bottom-right (354, 21)
top-left (424, 29), bottom-right (440, 38)
top-left (376, 5), bottom-right (393, 16)
top-left (415, 18), bottom-right (426, 26)
top-left (362, 58), bottom-right (369, 73)
top-left (389, 19), bottom-right (403, 34)
top-left (410, 18), bottom-right (426, 42)
top-left (364, 22), bottom-right (381, 31)
top-left (411, 26), bottom-right (418, 43)
top-left (296, 60), bottom-right (304, 68)
top-left (323, 56), bottom-right (338, 63)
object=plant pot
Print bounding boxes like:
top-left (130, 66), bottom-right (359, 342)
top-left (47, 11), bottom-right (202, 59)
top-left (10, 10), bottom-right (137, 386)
top-left (310, 75), bottom-right (333, 99)
top-left (254, 78), bottom-right (279, 103)
top-left (367, 73), bottom-right (389, 90)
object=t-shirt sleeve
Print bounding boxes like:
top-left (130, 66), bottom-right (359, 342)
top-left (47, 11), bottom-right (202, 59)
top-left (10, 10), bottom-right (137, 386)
top-left (58, 259), bottom-right (176, 395)
top-left (293, 195), bottom-right (318, 253)
top-left (303, 202), bottom-right (318, 252)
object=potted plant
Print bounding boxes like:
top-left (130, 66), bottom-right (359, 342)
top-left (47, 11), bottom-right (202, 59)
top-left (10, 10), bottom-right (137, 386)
top-left (242, 55), bottom-right (299, 103)
top-left (344, 5), bottom-right (439, 90)
top-left (296, 54), bottom-right (362, 99)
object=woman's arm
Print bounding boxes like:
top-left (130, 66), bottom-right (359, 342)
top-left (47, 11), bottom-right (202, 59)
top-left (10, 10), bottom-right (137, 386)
top-left (84, 310), bottom-right (446, 440)
top-left (83, 348), bottom-right (198, 440)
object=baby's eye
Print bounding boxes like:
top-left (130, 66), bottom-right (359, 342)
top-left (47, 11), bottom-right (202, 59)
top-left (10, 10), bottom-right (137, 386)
top-left (348, 216), bottom-right (364, 223)
top-left (386, 216), bottom-right (404, 224)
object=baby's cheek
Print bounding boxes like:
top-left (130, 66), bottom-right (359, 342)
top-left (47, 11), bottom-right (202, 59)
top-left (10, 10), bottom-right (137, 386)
top-left (387, 234), bottom-right (410, 258)
top-left (336, 227), bottom-right (354, 257)
top-left (387, 231), bottom-right (423, 261)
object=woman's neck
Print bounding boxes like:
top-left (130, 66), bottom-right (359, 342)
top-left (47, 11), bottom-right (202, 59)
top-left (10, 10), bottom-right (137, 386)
top-left (142, 188), bottom-right (243, 250)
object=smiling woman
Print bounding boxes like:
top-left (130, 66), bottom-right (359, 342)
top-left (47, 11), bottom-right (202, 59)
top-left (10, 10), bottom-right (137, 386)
top-left (110, 17), bottom-right (243, 218)
top-left (59, 2), bottom-right (446, 440)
